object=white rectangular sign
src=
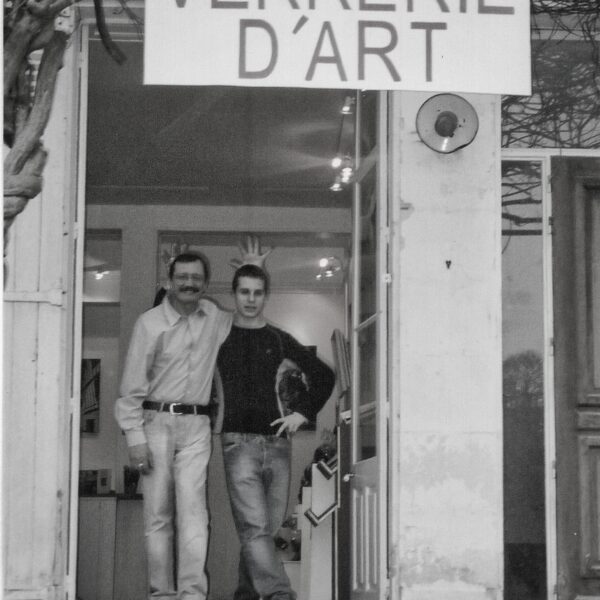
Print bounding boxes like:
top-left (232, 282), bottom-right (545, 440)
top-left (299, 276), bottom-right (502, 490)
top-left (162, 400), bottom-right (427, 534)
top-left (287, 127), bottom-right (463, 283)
top-left (144, 0), bottom-right (531, 95)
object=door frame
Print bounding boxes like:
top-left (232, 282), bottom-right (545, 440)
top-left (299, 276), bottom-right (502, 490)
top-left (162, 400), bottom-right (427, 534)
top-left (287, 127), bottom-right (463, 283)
top-left (66, 21), bottom-right (90, 600)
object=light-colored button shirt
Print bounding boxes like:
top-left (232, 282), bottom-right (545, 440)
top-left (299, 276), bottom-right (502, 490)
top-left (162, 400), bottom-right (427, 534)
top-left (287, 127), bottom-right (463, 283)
top-left (115, 296), bottom-right (233, 447)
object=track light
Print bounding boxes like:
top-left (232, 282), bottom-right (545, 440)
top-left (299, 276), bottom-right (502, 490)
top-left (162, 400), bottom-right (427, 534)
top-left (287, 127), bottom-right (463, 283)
top-left (341, 96), bottom-right (355, 115)
top-left (330, 176), bottom-right (343, 192)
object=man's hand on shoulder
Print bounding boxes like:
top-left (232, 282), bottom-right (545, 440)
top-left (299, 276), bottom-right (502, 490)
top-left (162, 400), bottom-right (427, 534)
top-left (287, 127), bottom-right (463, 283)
top-left (229, 235), bottom-right (272, 270)
top-left (270, 412), bottom-right (308, 437)
top-left (129, 443), bottom-right (154, 475)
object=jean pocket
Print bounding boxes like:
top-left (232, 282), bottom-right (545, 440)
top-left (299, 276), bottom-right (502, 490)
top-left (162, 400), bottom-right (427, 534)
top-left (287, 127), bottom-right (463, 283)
top-left (143, 409), bottom-right (157, 425)
top-left (221, 433), bottom-right (242, 452)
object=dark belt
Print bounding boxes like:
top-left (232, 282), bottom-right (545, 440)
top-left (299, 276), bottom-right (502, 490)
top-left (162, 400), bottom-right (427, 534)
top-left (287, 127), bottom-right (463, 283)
top-left (142, 400), bottom-right (211, 416)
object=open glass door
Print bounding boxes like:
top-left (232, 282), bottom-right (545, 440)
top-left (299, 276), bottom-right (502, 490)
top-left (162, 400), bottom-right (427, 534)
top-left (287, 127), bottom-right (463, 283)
top-left (347, 91), bottom-right (389, 599)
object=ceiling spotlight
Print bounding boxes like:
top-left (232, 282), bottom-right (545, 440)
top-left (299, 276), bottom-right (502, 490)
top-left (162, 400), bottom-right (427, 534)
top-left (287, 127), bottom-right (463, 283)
top-left (341, 95), bottom-right (355, 115)
top-left (330, 176), bottom-right (343, 192)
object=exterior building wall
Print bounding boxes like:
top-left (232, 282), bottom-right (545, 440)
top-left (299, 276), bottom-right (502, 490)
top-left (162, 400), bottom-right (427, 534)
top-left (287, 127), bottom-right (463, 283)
top-left (2, 29), bottom-right (505, 600)
top-left (3, 39), bottom-right (80, 600)
top-left (388, 92), bottom-right (503, 600)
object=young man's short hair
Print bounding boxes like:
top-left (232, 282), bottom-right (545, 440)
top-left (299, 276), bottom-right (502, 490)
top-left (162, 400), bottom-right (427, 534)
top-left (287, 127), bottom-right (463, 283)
top-left (232, 264), bottom-right (270, 295)
top-left (169, 251), bottom-right (211, 283)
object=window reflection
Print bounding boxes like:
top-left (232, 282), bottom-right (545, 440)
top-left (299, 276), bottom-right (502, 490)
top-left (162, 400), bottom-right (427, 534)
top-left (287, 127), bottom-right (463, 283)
top-left (359, 167), bottom-right (377, 321)
top-left (357, 322), bottom-right (377, 461)
top-left (502, 160), bottom-right (547, 600)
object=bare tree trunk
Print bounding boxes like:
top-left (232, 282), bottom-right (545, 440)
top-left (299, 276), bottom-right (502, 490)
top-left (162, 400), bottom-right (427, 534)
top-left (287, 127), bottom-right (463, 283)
top-left (3, 0), bottom-right (127, 272)
top-left (3, 1), bottom-right (73, 258)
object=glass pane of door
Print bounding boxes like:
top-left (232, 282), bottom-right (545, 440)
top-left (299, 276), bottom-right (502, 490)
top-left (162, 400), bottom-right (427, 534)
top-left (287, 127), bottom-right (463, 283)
top-left (501, 160), bottom-right (547, 600)
top-left (353, 93), bottom-right (380, 464)
top-left (357, 322), bottom-right (376, 461)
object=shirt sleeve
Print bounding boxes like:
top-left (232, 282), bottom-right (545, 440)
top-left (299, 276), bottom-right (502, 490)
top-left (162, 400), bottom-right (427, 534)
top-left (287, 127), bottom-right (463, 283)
top-left (114, 316), bottom-right (155, 447)
top-left (280, 330), bottom-right (336, 424)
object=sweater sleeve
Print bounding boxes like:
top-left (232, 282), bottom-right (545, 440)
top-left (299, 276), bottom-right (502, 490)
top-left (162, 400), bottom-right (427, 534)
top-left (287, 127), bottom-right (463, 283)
top-left (279, 329), bottom-right (336, 423)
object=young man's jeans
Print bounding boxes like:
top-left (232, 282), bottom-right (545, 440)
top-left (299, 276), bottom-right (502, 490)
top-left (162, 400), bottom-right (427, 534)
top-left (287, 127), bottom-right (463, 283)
top-left (221, 432), bottom-right (296, 600)
top-left (142, 410), bottom-right (212, 600)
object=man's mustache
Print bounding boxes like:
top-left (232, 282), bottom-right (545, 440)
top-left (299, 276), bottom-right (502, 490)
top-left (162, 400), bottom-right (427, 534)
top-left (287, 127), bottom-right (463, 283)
top-left (179, 286), bottom-right (200, 293)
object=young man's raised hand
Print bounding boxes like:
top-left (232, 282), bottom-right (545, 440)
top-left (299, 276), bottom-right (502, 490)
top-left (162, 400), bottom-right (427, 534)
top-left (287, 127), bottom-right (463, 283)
top-left (229, 235), bottom-right (272, 270)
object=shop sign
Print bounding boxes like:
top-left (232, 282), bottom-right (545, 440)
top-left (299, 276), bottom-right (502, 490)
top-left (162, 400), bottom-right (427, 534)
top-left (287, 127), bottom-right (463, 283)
top-left (144, 0), bottom-right (531, 95)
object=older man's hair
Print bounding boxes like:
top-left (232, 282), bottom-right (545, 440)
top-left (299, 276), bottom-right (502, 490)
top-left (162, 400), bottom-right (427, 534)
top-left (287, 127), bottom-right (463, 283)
top-left (168, 251), bottom-right (211, 283)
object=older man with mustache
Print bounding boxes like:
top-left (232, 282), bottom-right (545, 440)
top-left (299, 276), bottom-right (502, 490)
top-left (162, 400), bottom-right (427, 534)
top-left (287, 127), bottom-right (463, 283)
top-left (115, 250), bottom-right (235, 600)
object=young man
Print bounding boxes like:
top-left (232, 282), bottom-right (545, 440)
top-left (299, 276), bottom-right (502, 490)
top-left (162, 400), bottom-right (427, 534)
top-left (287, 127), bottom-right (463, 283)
top-left (115, 252), bottom-right (233, 600)
top-left (217, 264), bottom-right (335, 600)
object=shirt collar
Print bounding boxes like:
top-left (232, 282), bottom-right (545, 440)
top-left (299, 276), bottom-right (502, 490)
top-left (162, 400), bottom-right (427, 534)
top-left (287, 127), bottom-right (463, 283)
top-left (162, 295), bottom-right (207, 325)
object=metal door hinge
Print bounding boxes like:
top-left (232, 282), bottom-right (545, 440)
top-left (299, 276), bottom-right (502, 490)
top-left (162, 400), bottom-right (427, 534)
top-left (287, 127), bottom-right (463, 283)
top-left (549, 337), bottom-right (554, 357)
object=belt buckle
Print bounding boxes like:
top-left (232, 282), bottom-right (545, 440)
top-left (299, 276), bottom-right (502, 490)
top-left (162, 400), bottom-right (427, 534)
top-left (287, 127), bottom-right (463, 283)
top-left (169, 402), bottom-right (183, 415)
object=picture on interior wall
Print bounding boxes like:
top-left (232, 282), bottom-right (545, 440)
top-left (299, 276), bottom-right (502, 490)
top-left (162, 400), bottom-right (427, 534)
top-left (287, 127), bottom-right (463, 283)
top-left (80, 358), bottom-right (101, 434)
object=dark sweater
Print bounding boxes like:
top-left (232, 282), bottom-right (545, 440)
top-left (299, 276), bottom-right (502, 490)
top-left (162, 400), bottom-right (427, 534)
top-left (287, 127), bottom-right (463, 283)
top-left (217, 324), bottom-right (335, 435)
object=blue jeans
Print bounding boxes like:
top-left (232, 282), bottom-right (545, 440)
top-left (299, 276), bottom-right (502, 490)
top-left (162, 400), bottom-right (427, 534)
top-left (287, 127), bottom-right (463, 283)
top-left (142, 410), bottom-right (212, 600)
top-left (221, 433), bottom-right (296, 600)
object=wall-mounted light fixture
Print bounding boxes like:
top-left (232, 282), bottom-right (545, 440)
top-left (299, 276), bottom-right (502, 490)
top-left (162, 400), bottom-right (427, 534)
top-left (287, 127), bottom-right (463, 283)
top-left (416, 93), bottom-right (478, 154)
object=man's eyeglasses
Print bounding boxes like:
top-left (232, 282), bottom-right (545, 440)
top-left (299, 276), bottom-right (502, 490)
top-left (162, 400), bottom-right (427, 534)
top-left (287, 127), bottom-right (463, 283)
top-left (173, 274), bottom-right (205, 284)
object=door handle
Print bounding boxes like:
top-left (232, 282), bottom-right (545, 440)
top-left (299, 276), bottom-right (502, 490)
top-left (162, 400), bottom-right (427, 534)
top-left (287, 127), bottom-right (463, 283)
top-left (342, 473), bottom-right (355, 482)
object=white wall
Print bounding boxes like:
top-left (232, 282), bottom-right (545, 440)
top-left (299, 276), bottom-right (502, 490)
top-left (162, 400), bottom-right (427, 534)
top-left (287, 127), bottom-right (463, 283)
top-left (388, 92), bottom-right (503, 600)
